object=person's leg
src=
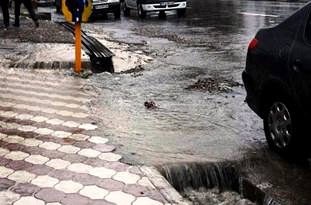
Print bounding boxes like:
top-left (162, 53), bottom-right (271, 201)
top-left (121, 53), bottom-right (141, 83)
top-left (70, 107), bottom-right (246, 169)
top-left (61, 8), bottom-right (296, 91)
top-left (2, 0), bottom-right (10, 28)
top-left (14, 0), bottom-right (22, 27)
top-left (23, 0), bottom-right (39, 27)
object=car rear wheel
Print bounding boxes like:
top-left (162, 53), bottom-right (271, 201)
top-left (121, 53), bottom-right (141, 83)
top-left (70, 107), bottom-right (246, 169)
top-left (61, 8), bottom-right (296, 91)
top-left (123, 1), bottom-right (130, 16)
top-left (137, 4), bottom-right (146, 19)
top-left (263, 93), bottom-right (309, 159)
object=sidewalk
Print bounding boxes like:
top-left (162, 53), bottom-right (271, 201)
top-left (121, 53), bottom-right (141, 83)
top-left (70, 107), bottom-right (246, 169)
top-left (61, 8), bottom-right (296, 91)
top-left (0, 68), bottom-right (184, 205)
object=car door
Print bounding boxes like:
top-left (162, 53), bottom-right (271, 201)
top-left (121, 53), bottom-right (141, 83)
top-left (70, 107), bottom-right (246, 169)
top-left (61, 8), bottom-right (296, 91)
top-left (127, 0), bottom-right (136, 9)
top-left (289, 8), bottom-right (311, 116)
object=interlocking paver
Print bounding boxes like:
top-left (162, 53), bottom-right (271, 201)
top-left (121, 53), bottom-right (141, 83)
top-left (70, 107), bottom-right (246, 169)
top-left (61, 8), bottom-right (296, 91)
top-left (14, 196), bottom-right (45, 205)
top-left (55, 180), bottom-right (83, 193)
top-left (25, 155), bottom-right (49, 165)
top-left (0, 167), bottom-right (14, 178)
top-left (46, 119), bottom-right (65, 125)
top-left (99, 153), bottom-right (122, 162)
top-left (2, 135), bottom-right (24, 144)
top-left (18, 125), bottom-right (37, 132)
top-left (105, 191), bottom-right (136, 205)
top-left (133, 197), bottom-right (164, 205)
top-left (62, 121), bottom-right (80, 128)
top-left (35, 188), bottom-right (66, 203)
top-left (46, 159), bottom-right (71, 170)
top-left (113, 172), bottom-right (140, 184)
top-left (58, 145), bottom-right (80, 154)
top-left (10, 183), bottom-right (40, 196)
top-left (5, 151), bottom-right (29, 161)
top-left (8, 170), bottom-right (36, 183)
top-left (31, 175), bottom-right (59, 187)
top-left (21, 138), bottom-right (43, 147)
top-left (0, 148), bottom-right (10, 156)
top-left (88, 136), bottom-right (109, 144)
top-left (78, 148), bottom-right (100, 158)
top-left (40, 142), bottom-right (61, 150)
top-left (89, 167), bottom-right (116, 179)
top-left (32, 116), bottom-right (48, 122)
top-left (0, 191), bottom-right (20, 205)
top-left (51, 131), bottom-right (72, 138)
top-left (79, 185), bottom-right (108, 199)
top-left (79, 124), bottom-right (97, 130)
top-left (35, 128), bottom-right (54, 135)
top-left (70, 134), bottom-right (90, 141)
top-left (67, 163), bottom-right (92, 174)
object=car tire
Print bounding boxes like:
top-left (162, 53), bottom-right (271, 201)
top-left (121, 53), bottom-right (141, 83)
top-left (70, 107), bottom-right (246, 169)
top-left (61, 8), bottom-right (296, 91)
top-left (177, 8), bottom-right (186, 16)
top-left (123, 1), bottom-right (130, 16)
top-left (263, 92), bottom-right (309, 159)
top-left (137, 4), bottom-right (146, 19)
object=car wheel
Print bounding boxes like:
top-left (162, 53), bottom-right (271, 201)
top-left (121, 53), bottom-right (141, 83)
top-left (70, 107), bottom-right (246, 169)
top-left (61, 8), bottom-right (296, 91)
top-left (123, 1), bottom-right (130, 16)
top-left (263, 93), bottom-right (308, 159)
top-left (177, 8), bottom-right (186, 16)
top-left (137, 4), bottom-right (146, 19)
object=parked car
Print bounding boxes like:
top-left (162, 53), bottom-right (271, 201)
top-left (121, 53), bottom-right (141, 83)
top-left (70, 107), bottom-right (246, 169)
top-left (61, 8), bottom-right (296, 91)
top-left (55, 0), bottom-right (121, 19)
top-left (242, 3), bottom-right (311, 158)
top-left (121, 0), bottom-right (187, 18)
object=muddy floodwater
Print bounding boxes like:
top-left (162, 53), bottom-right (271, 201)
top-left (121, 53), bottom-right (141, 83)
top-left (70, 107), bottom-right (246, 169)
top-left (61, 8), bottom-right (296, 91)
top-left (86, 0), bottom-right (305, 164)
top-left (80, 0), bottom-right (311, 204)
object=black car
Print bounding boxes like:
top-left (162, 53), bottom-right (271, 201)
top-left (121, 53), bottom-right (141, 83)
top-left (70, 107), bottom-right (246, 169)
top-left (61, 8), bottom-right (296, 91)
top-left (242, 3), bottom-right (311, 158)
top-left (55, 0), bottom-right (121, 19)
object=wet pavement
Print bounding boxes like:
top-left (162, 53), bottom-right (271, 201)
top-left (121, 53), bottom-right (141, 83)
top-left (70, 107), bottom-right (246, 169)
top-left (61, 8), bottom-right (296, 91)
top-left (0, 68), bottom-right (175, 205)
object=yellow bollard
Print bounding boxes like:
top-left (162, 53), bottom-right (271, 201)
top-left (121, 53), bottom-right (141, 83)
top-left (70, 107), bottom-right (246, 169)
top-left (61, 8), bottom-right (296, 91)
top-left (75, 22), bottom-right (82, 73)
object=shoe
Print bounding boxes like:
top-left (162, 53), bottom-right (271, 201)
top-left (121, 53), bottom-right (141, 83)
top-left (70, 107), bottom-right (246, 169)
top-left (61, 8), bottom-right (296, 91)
top-left (13, 23), bottom-right (19, 27)
top-left (34, 21), bottom-right (39, 28)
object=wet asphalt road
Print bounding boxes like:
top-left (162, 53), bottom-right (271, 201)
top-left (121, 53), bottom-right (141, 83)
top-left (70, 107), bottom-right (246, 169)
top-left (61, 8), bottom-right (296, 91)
top-left (81, 0), bottom-right (311, 204)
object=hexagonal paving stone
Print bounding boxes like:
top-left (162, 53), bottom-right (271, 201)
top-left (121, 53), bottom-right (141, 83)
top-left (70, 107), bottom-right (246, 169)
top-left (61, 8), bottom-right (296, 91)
top-left (14, 196), bottom-right (45, 205)
top-left (78, 149), bottom-right (100, 158)
top-left (2, 135), bottom-right (24, 144)
top-left (0, 166), bottom-right (14, 178)
top-left (99, 153), bottom-right (122, 162)
top-left (46, 159), bottom-right (71, 170)
top-left (62, 121), bottom-right (80, 128)
top-left (31, 175), bottom-right (59, 188)
top-left (79, 124), bottom-right (97, 130)
top-left (133, 197), bottom-right (163, 205)
top-left (46, 119), bottom-right (64, 125)
top-left (58, 145), bottom-right (80, 154)
top-left (32, 116), bottom-right (48, 123)
top-left (55, 180), bottom-right (83, 193)
top-left (70, 134), bottom-right (90, 141)
top-left (79, 185), bottom-right (108, 199)
top-left (8, 170), bottom-right (36, 183)
top-left (105, 191), bottom-right (136, 205)
top-left (25, 155), bottom-right (49, 165)
top-left (113, 172), bottom-right (140, 184)
top-left (39, 142), bottom-right (61, 150)
top-left (89, 167), bottom-right (116, 179)
top-left (15, 114), bottom-right (33, 120)
top-left (35, 128), bottom-right (54, 135)
top-left (67, 163), bottom-right (92, 174)
top-left (88, 136), bottom-right (109, 144)
top-left (18, 125), bottom-right (37, 132)
top-left (0, 191), bottom-right (21, 205)
top-left (5, 151), bottom-right (29, 161)
top-left (0, 148), bottom-right (10, 156)
top-left (51, 131), bottom-right (72, 138)
top-left (21, 138), bottom-right (43, 147)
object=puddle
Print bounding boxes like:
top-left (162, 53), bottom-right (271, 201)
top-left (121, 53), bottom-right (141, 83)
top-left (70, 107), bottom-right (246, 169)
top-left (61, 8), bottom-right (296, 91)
top-left (158, 161), bottom-right (280, 205)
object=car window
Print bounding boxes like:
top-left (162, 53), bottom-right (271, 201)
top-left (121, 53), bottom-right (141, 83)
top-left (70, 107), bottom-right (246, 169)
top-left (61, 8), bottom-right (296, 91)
top-left (305, 12), bottom-right (311, 43)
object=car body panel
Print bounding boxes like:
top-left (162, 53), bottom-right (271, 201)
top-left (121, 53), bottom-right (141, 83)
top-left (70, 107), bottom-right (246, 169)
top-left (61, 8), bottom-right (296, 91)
top-left (125, 0), bottom-right (186, 12)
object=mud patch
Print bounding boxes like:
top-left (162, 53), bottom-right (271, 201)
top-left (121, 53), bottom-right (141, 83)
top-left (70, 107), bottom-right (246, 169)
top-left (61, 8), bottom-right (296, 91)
top-left (186, 77), bottom-right (243, 93)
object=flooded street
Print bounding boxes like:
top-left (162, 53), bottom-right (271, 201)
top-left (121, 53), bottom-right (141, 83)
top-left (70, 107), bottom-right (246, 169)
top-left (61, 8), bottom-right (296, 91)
top-left (80, 0), bottom-right (311, 204)
top-left (85, 0), bottom-right (304, 164)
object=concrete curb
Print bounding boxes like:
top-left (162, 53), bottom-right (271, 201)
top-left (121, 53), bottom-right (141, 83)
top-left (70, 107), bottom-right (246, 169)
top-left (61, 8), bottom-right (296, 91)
top-left (140, 166), bottom-right (190, 205)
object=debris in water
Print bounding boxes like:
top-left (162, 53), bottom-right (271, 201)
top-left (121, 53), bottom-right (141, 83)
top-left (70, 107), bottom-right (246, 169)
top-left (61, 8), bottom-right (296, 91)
top-left (120, 65), bottom-right (144, 74)
top-left (186, 77), bottom-right (243, 93)
top-left (144, 100), bottom-right (158, 109)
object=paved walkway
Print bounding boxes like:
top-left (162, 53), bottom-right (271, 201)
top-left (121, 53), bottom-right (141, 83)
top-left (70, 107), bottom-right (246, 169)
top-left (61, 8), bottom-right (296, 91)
top-left (0, 68), bottom-right (173, 205)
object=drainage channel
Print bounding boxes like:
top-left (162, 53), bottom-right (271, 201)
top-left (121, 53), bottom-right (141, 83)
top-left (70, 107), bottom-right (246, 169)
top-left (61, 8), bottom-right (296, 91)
top-left (157, 161), bottom-right (281, 205)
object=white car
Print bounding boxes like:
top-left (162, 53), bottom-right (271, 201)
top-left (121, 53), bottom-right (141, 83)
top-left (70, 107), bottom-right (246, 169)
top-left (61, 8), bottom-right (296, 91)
top-left (122, 0), bottom-right (187, 18)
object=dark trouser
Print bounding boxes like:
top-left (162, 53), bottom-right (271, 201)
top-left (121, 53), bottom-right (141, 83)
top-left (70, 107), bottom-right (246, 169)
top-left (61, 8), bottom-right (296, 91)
top-left (14, 0), bottom-right (37, 25)
top-left (0, 0), bottom-right (10, 27)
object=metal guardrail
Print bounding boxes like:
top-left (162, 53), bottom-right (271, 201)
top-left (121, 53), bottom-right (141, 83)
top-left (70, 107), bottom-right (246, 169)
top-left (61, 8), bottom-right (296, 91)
top-left (59, 22), bottom-right (114, 73)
